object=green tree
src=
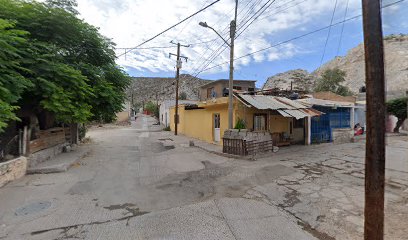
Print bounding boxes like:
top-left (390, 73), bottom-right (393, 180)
top-left (0, 19), bottom-right (32, 132)
top-left (0, 0), bottom-right (130, 130)
top-left (386, 97), bottom-right (407, 133)
top-left (144, 101), bottom-right (159, 118)
top-left (314, 68), bottom-right (352, 96)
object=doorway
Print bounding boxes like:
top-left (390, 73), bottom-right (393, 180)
top-left (213, 113), bottom-right (221, 142)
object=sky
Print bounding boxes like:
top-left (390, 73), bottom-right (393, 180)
top-left (76, 0), bottom-right (408, 88)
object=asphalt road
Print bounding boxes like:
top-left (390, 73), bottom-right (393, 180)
top-left (0, 114), bottom-right (406, 239)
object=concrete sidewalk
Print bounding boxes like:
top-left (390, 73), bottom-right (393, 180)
top-left (27, 146), bottom-right (91, 174)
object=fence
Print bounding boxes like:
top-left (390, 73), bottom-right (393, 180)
top-left (29, 127), bottom-right (67, 154)
top-left (0, 135), bottom-right (20, 162)
top-left (222, 138), bottom-right (274, 156)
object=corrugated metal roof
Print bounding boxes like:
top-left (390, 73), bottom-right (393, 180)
top-left (277, 110), bottom-right (292, 117)
top-left (275, 97), bottom-right (308, 109)
top-left (239, 95), bottom-right (295, 110)
top-left (297, 98), bottom-right (354, 107)
top-left (238, 94), bottom-right (321, 119)
top-left (283, 109), bottom-right (309, 120)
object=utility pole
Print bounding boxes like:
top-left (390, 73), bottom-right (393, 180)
top-left (362, 1), bottom-right (386, 239)
top-left (228, 0), bottom-right (238, 129)
top-left (198, 0), bottom-right (237, 129)
top-left (169, 41), bottom-right (189, 135)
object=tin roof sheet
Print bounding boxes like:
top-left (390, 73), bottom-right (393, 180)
top-left (239, 95), bottom-right (295, 110)
top-left (277, 110), bottom-right (292, 118)
top-left (238, 94), bottom-right (321, 119)
top-left (283, 109), bottom-right (309, 119)
top-left (297, 98), bottom-right (354, 107)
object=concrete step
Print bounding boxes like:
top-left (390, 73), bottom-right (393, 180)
top-left (27, 147), bottom-right (90, 174)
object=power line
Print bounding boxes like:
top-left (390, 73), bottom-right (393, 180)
top-left (319, 0), bottom-right (338, 65)
top-left (257, 0), bottom-right (309, 22)
top-left (236, 0), bottom-right (277, 39)
top-left (336, 0), bottom-right (350, 56)
top-left (198, 0), bottom-right (405, 74)
top-left (189, 0), bottom-right (278, 79)
top-left (118, 0), bottom-right (220, 57)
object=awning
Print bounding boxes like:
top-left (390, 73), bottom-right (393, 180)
top-left (282, 109), bottom-right (309, 120)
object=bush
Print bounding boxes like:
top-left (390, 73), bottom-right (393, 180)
top-left (144, 101), bottom-right (159, 118)
top-left (234, 118), bottom-right (246, 130)
top-left (163, 126), bottom-right (171, 131)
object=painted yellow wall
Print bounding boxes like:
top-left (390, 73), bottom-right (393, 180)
top-left (170, 104), bottom-right (229, 144)
top-left (170, 100), bottom-right (295, 145)
top-left (235, 102), bottom-right (290, 133)
top-left (269, 115), bottom-right (290, 133)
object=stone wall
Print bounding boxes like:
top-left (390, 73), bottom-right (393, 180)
top-left (28, 143), bottom-right (68, 168)
top-left (223, 129), bottom-right (272, 141)
top-left (332, 128), bottom-right (354, 144)
top-left (0, 156), bottom-right (27, 188)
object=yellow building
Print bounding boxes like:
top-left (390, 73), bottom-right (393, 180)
top-left (169, 94), bottom-right (319, 146)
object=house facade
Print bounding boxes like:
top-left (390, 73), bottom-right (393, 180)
top-left (199, 79), bottom-right (256, 101)
top-left (298, 98), bottom-right (356, 144)
top-left (159, 100), bottom-right (198, 127)
top-left (169, 94), bottom-right (320, 146)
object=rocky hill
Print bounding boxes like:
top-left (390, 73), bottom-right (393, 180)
top-left (263, 34), bottom-right (408, 97)
top-left (262, 69), bottom-right (314, 92)
top-left (315, 34), bottom-right (408, 96)
top-left (130, 74), bottom-right (211, 103)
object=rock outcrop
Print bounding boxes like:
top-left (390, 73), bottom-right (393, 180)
top-left (314, 34), bottom-right (408, 97)
top-left (262, 69), bottom-right (313, 92)
top-left (263, 34), bottom-right (408, 98)
top-left (130, 74), bottom-right (211, 103)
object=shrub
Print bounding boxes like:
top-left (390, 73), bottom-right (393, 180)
top-left (234, 118), bottom-right (246, 130)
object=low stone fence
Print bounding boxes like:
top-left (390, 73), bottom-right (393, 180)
top-left (0, 156), bottom-right (27, 188)
top-left (223, 129), bottom-right (272, 142)
top-left (223, 130), bottom-right (273, 155)
top-left (332, 128), bottom-right (354, 144)
top-left (28, 143), bottom-right (69, 168)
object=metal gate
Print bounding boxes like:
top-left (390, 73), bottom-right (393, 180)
top-left (311, 106), bottom-right (351, 144)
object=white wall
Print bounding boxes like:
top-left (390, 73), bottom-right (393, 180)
top-left (159, 100), bottom-right (198, 127)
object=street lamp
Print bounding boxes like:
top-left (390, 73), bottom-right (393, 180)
top-left (198, 18), bottom-right (236, 130)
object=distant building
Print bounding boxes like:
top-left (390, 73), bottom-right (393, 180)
top-left (116, 101), bottom-right (131, 122)
top-left (199, 79), bottom-right (256, 101)
top-left (159, 100), bottom-right (198, 127)
top-left (169, 94), bottom-right (319, 146)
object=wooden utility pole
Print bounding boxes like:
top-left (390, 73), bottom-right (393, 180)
top-left (362, 0), bottom-right (386, 239)
top-left (169, 42), bottom-right (189, 135)
top-left (227, 0), bottom-right (238, 129)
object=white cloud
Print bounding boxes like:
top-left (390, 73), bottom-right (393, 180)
top-left (76, 0), bottom-right (361, 75)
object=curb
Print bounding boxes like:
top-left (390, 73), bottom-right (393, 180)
top-left (193, 145), bottom-right (255, 161)
top-left (26, 149), bottom-right (91, 174)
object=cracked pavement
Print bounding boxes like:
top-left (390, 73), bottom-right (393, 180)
top-left (0, 114), bottom-right (406, 239)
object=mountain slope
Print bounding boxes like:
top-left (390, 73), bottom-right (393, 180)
top-left (314, 34), bottom-right (408, 95)
top-left (130, 74), bottom-right (211, 103)
top-left (263, 34), bottom-right (408, 97)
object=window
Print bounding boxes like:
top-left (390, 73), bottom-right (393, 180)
top-left (253, 114), bottom-right (267, 131)
top-left (248, 88), bottom-right (255, 92)
top-left (233, 86), bottom-right (242, 90)
top-left (207, 87), bottom-right (216, 98)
